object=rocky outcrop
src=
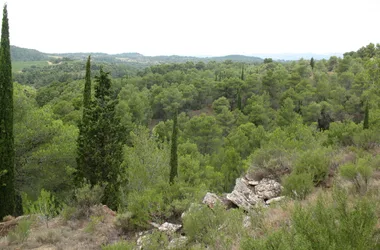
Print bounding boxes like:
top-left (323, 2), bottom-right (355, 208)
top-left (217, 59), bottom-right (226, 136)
top-left (158, 222), bottom-right (182, 234)
top-left (202, 192), bottom-right (223, 208)
top-left (255, 178), bottom-right (282, 200)
top-left (225, 177), bottom-right (283, 210)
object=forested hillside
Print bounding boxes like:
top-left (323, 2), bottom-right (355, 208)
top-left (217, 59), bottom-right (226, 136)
top-left (0, 0), bottom-right (380, 242)
top-left (2, 40), bottom-right (380, 248)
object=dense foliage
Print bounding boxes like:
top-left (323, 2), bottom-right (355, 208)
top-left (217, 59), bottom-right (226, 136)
top-left (4, 13), bottom-right (380, 246)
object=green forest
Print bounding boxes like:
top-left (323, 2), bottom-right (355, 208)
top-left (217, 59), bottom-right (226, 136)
top-left (3, 4), bottom-right (380, 250)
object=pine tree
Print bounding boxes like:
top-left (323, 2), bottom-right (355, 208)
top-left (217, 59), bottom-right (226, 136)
top-left (363, 102), bottom-right (369, 129)
top-left (76, 68), bottom-right (124, 210)
top-left (0, 4), bottom-right (15, 218)
top-left (169, 111), bottom-right (178, 184)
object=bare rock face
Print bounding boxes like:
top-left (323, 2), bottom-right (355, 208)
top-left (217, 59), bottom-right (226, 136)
top-left (255, 178), bottom-right (282, 200)
top-left (202, 192), bottom-right (222, 208)
top-left (226, 178), bottom-right (263, 210)
top-left (158, 222), bottom-right (182, 234)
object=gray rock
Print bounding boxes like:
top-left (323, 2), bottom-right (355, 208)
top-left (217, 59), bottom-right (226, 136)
top-left (158, 222), bottom-right (182, 234)
top-left (255, 178), bottom-right (282, 200)
top-left (202, 192), bottom-right (222, 207)
top-left (226, 178), bottom-right (262, 210)
top-left (265, 196), bottom-right (285, 205)
top-left (243, 215), bottom-right (251, 228)
top-left (168, 236), bottom-right (188, 249)
top-left (248, 180), bottom-right (259, 186)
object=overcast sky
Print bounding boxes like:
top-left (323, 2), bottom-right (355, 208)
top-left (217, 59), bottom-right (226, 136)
top-left (1, 0), bottom-right (380, 56)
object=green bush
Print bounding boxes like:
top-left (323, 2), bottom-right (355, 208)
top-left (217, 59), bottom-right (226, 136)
top-left (114, 212), bottom-right (133, 233)
top-left (339, 157), bottom-right (373, 194)
top-left (353, 129), bottom-right (380, 149)
top-left (241, 188), bottom-right (377, 250)
top-left (60, 205), bottom-right (77, 222)
top-left (183, 203), bottom-right (245, 248)
top-left (7, 218), bottom-right (33, 244)
top-left (293, 148), bottom-right (331, 185)
top-left (25, 189), bottom-right (61, 228)
top-left (102, 240), bottom-right (135, 250)
top-left (282, 173), bottom-right (314, 200)
top-left (326, 121), bottom-right (361, 146)
top-left (75, 183), bottom-right (104, 218)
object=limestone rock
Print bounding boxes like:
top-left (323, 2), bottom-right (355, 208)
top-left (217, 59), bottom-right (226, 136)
top-left (266, 196), bottom-right (285, 205)
top-left (168, 236), bottom-right (188, 249)
top-left (202, 192), bottom-right (222, 208)
top-left (226, 178), bottom-right (262, 210)
top-left (255, 178), bottom-right (282, 200)
top-left (158, 222), bottom-right (182, 234)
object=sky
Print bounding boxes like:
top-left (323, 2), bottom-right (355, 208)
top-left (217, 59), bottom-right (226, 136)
top-left (1, 0), bottom-right (380, 56)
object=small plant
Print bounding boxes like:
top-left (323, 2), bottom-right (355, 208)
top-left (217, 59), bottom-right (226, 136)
top-left (36, 230), bottom-right (61, 244)
top-left (282, 172), bottom-right (314, 200)
top-left (60, 205), bottom-right (77, 222)
top-left (29, 189), bottom-right (61, 228)
top-left (114, 212), bottom-right (133, 233)
top-left (75, 183), bottom-right (104, 218)
top-left (7, 218), bottom-right (33, 244)
top-left (340, 157), bottom-right (373, 194)
top-left (85, 215), bottom-right (104, 233)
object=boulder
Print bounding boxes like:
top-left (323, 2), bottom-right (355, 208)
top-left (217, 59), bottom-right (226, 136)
top-left (255, 178), bottom-right (282, 200)
top-left (158, 222), bottom-right (182, 234)
top-left (202, 192), bottom-right (222, 208)
top-left (226, 178), bottom-right (262, 210)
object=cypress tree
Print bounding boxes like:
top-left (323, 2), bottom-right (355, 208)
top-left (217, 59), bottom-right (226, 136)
top-left (310, 57), bottom-right (315, 71)
top-left (363, 102), bottom-right (369, 130)
top-left (0, 4), bottom-right (15, 218)
top-left (76, 68), bottom-right (124, 209)
top-left (169, 111), bottom-right (178, 184)
top-left (240, 65), bottom-right (245, 81)
top-left (83, 56), bottom-right (92, 111)
top-left (75, 56), bottom-right (92, 185)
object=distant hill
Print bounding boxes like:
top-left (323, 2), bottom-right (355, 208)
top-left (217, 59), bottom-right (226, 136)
top-left (10, 45), bottom-right (48, 61)
top-left (10, 45), bottom-right (341, 65)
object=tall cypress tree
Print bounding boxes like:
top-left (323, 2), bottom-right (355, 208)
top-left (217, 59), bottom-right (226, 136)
top-left (363, 102), bottom-right (369, 130)
top-left (0, 4), bottom-right (15, 218)
top-left (169, 111), bottom-right (178, 184)
top-left (83, 56), bottom-right (92, 111)
top-left (76, 56), bottom-right (92, 185)
top-left (77, 68), bottom-right (124, 209)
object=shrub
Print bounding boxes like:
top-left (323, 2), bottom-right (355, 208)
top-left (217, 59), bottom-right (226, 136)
top-left (183, 203), bottom-right (245, 248)
top-left (241, 188), bottom-right (377, 250)
top-left (339, 157), bottom-right (373, 194)
top-left (114, 212), bottom-right (133, 233)
top-left (7, 218), bottom-right (33, 244)
top-left (75, 183), bottom-right (104, 218)
top-left (282, 173), bottom-right (314, 200)
top-left (293, 147), bottom-right (331, 185)
top-left (84, 215), bottom-right (104, 233)
top-left (36, 230), bottom-right (61, 244)
top-left (26, 189), bottom-right (61, 228)
top-left (353, 129), bottom-right (380, 149)
top-left (60, 205), bottom-right (77, 222)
